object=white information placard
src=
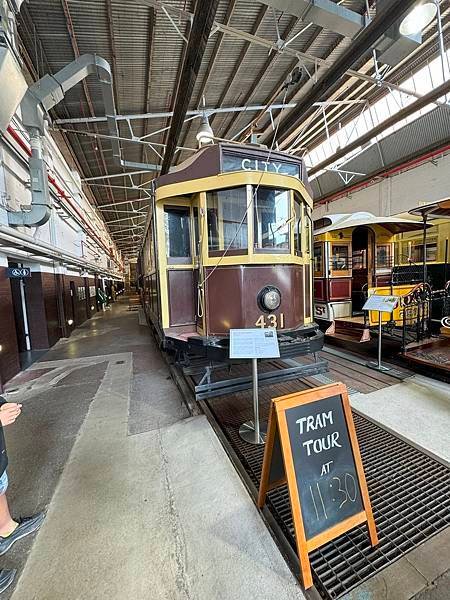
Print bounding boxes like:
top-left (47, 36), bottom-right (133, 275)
top-left (363, 294), bottom-right (399, 313)
top-left (229, 328), bottom-right (280, 359)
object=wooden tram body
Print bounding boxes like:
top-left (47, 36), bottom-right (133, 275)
top-left (312, 212), bottom-right (424, 336)
top-left (139, 143), bottom-right (324, 361)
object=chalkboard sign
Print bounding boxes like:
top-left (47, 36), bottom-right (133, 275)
top-left (258, 382), bottom-right (378, 589)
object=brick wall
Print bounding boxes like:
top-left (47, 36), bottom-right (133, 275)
top-left (0, 267), bottom-right (20, 384)
top-left (41, 272), bottom-right (63, 346)
top-left (25, 273), bottom-right (50, 350)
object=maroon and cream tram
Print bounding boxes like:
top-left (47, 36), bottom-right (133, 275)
top-left (138, 143), bottom-right (324, 362)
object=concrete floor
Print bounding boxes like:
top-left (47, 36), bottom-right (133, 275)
top-left (350, 375), bottom-right (450, 465)
top-left (3, 301), bottom-right (306, 600)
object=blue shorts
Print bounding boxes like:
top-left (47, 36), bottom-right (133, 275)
top-left (0, 471), bottom-right (8, 495)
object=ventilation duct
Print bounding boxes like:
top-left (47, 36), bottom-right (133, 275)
top-left (260, 0), bottom-right (422, 66)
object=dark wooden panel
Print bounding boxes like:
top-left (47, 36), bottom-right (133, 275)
top-left (168, 270), bottom-right (195, 326)
top-left (375, 275), bottom-right (391, 287)
top-left (25, 273), bottom-right (50, 350)
top-left (41, 272), bottom-right (63, 346)
top-left (304, 264), bottom-right (311, 318)
top-left (329, 279), bottom-right (352, 301)
top-left (205, 264), bottom-right (304, 335)
top-left (0, 267), bottom-right (20, 384)
top-left (314, 278), bottom-right (326, 301)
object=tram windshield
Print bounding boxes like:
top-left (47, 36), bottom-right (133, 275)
top-left (206, 187), bottom-right (248, 254)
top-left (254, 187), bottom-right (290, 252)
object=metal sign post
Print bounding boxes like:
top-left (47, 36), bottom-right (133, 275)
top-left (363, 294), bottom-right (399, 373)
top-left (229, 328), bottom-right (280, 446)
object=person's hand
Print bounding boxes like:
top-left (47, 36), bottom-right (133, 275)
top-left (0, 403), bottom-right (22, 426)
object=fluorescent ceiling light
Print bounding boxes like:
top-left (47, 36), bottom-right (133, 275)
top-left (399, 2), bottom-right (437, 37)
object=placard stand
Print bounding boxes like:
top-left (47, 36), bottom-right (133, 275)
top-left (238, 358), bottom-right (267, 445)
top-left (229, 328), bottom-right (280, 446)
top-left (362, 294), bottom-right (399, 373)
top-left (367, 312), bottom-right (391, 372)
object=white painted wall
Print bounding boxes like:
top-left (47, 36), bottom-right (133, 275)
top-left (313, 150), bottom-right (450, 219)
top-left (0, 115), bottom-right (123, 277)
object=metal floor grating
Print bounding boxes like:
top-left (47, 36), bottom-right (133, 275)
top-left (207, 392), bottom-right (450, 599)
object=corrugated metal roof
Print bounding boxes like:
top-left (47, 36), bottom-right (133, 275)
top-left (16, 0), bottom-right (449, 255)
top-left (312, 106), bottom-right (450, 200)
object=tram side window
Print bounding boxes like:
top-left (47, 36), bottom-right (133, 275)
top-left (331, 244), bottom-right (349, 271)
top-left (410, 241), bottom-right (437, 263)
top-left (206, 187), bottom-right (248, 254)
top-left (164, 206), bottom-right (191, 264)
top-left (314, 243), bottom-right (324, 276)
top-left (254, 187), bottom-right (290, 252)
top-left (193, 207), bottom-right (200, 256)
top-left (376, 244), bottom-right (391, 269)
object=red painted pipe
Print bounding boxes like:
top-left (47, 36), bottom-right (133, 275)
top-left (5, 125), bottom-right (122, 268)
top-left (315, 143), bottom-right (450, 207)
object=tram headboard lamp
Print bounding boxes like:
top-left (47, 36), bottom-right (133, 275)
top-left (399, 1), bottom-right (437, 36)
top-left (196, 115), bottom-right (214, 147)
top-left (258, 286), bottom-right (281, 313)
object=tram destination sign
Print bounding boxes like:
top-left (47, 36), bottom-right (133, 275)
top-left (222, 152), bottom-right (300, 178)
top-left (7, 267), bottom-right (31, 278)
top-left (258, 382), bottom-right (378, 589)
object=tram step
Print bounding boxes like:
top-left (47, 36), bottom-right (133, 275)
top-left (326, 319), bottom-right (371, 343)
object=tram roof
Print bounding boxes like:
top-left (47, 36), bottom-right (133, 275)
top-left (313, 212), bottom-right (425, 235)
top-left (409, 199), bottom-right (450, 219)
top-left (155, 142), bottom-right (310, 190)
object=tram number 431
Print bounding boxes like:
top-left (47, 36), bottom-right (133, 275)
top-left (255, 313), bottom-right (285, 329)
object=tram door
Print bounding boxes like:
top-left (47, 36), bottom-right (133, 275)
top-left (351, 226), bottom-right (375, 313)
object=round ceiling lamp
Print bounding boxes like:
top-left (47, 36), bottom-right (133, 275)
top-left (196, 115), bottom-right (214, 147)
top-left (399, 1), bottom-right (437, 37)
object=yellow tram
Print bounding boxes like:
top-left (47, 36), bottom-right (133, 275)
top-left (139, 143), bottom-right (324, 361)
top-left (312, 212), bottom-right (424, 338)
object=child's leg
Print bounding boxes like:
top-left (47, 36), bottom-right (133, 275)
top-left (0, 492), bottom-right (16, 536)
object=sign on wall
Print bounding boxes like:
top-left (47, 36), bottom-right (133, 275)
top-left (89, 286), bottom-right (96, 297)
top-left (7, 267), bottom-right (31, 278)
top-left (258, 382), bottom-right (378, 589)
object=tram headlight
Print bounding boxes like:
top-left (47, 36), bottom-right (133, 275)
top-left (258, 286), bottom-right (281, 312)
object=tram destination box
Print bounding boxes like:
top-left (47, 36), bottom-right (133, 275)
top-left (258, 382), bottom-right (378, 589)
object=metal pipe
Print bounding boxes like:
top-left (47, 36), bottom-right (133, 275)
top-left (0, 224), bottom-right (120, 278)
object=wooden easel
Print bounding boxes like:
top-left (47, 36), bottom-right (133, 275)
top-left (258, 382), bottom-right (378, 589)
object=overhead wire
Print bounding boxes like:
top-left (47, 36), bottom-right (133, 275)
top-left (197, 85), bottom-right (292, 316)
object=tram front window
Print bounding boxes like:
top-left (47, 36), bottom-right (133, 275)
top-left (254, 187), bottom-right (290, 252)
top-left (206, 187), bottom-right (248, 255)
top-left (164, 206), bottom-right (191, 264)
